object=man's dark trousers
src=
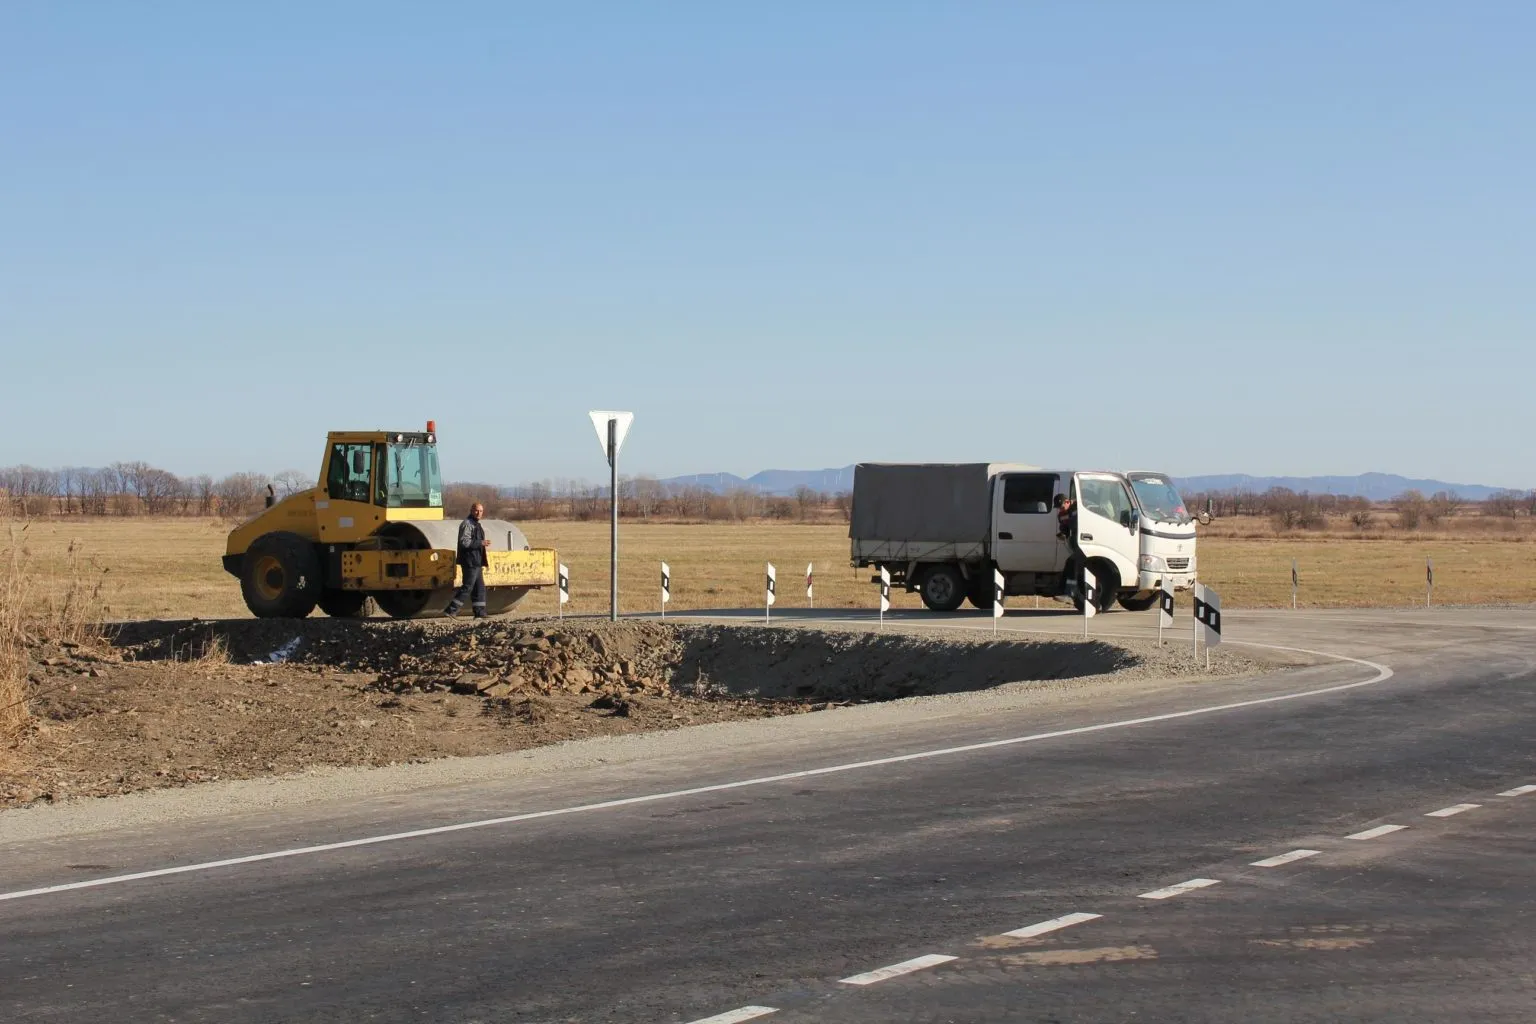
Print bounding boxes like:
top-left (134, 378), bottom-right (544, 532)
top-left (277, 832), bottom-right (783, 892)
top-left (445, 516), bottom-right (488, 618)
top-left (448, 564), bottom-right (486, 617)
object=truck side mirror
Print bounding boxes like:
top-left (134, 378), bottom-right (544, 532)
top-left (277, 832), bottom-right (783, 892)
top-left (351, 450), bottom-right (367, 475)
top-left (1119, 509), bottom-right (1132, 528)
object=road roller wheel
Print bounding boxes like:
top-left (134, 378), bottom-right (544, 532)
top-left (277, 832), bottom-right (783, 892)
top-left (483, 588), bottom-right (530, 616)
top-left (374, 590), bottom-right (438, 619)
top-left (240, 533), bottom-right (320, 619)
top-left (317, 590), bottom-right (375, 619)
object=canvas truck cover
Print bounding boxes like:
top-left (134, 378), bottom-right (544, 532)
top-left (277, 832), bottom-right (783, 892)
top-left (850, 463), bottom-right (1007, 543)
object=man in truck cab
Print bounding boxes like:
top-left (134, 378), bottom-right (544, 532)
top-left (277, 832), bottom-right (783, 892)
top-left (1054, 493), bottom-right (1076, 541)
top-left (443, 502), bottom-right (492, 619)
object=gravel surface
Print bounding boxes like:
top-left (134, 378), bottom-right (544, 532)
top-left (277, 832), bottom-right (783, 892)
top-left (2, 615), bottom-right (1269, 822)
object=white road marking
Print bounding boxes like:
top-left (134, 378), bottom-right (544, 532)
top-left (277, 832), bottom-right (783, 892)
top-left (1250, 849), bottom-right (1321, 868)
top-left (1498, 785), bottom-right (1536, 797)
top-left (1425, 803), bottom-right (1480, 817)
top-left (1138, 878), bottom-right (1220, 900)
top-left (1004, 911), bottom-right (1102, 938)
top-left (0, 647), bottom-right (1393, 905)
top-left (839, 954), bottom-right (958, 986)
top-left (682, 1007), bottom-right (778, 1024)
top-left (1347, 824), bottom-right (1407, 840)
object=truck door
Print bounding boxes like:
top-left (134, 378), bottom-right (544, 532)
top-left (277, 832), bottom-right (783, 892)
top-left (992, 472), bottom-right (1064, 572)
top-left (1073, 473), bottom-right (1140, 575)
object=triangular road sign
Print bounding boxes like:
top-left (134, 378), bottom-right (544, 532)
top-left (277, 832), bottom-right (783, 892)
top-left (588, 411), bottom-right (634, 461)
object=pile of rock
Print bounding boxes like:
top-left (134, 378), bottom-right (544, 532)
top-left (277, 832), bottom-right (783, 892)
top-left (368, 625), bottom-right (686, 707)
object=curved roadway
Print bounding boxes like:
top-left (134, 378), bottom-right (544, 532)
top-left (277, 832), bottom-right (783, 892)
top-left (2, 607), bottom-right (1534, 1022)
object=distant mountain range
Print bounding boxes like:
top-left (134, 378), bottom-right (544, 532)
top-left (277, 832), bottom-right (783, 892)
top-left (658, 467), bottom-right (1511, 502)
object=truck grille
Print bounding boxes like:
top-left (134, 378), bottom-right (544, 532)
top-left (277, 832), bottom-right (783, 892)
top-left (1166, 557), bottom-right (1191, 571)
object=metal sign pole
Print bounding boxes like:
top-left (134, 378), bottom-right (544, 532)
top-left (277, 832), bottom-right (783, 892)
top-left (608, 419), bottom-right (618, 622)
top-left (587, 410), bottom-right (633, 625)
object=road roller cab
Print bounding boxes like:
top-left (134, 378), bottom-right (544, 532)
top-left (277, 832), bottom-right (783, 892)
top-left (223, 425), bottom-right (557, 619)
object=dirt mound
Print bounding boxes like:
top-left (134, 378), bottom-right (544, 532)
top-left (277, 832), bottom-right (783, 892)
top-left (111, 617), bottom-right (1136, 705)
top-left (4, 617), bottom-right (1241, 809)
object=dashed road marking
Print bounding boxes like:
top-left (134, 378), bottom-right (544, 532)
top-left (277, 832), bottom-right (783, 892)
top-left (1251, 849), bottom-right (1321, 868)
top-left (1425, 803), bottom-right (1480, 818)
top-left (1138, 878), bottom-right (1220, 900)
top-left (839, 954), bottom-right (958, 986)
top-left (1498, 785), bottom-right (1536, 797)
top-left (1003, 911), bottom-right (1103, 938)
top-left (683, 1008), bottom-right (778, 1024)
top-left (1347, 824), bottom-right (1407, 840)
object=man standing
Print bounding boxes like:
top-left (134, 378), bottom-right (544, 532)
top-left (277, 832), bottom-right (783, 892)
top-left (444, 502), bottom-right (491, 618)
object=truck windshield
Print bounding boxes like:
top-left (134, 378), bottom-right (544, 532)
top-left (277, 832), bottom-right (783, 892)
top-left (383, 443), bottom-right (443, 509)
top-left (1129, 474), bottom-right (1190, 524)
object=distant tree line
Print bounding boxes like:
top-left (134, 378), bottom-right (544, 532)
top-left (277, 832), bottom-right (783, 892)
top-left (447, 478), bottom-right (852, 523)
top-left (0, 463), bottom-right (285, 518)
top-left (1183, 485), bottom-right (1536, 532)
top-left (0, 464), bottom-right (854, 523)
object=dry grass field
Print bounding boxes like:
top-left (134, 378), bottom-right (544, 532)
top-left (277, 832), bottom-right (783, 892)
top-left (4, 516), bottom-right (1535, 621)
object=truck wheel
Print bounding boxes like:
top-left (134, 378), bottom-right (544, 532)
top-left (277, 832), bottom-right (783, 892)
top-left (318, 590), bottom-right (374, 619)
top-left (919, 565), bottom-right (967, 612)
top-left (1090, 563), bottom-right (1120, 613)
top-left (967, 576), bottom-right (995, 610)
top-left (1117, 592), bottom-right (1158, 612)
top-left (241, 533), bottom-right (320, 619)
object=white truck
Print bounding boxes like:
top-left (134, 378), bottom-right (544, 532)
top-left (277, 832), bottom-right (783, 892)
top-left (848, 463), bottom-right (1143, 613)
top-left (1118, 471), bottom-right (1198, 610)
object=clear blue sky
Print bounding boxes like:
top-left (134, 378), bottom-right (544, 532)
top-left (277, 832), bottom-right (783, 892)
top-left (3, 2), bottom-right (1532, 487)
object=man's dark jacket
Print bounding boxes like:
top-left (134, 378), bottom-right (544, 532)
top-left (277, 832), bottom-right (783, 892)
top-left (457, 517), bottom-right (487, 569)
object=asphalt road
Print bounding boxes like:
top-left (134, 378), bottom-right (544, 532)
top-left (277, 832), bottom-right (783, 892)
top-left (2, 607), bottom-right (1534, 1022)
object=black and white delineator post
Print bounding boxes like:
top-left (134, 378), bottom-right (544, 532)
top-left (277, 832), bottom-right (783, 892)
top-left (1193, 582), bottom-right (1222, 670)
top-left (992, 568), bottom-right (1005, 635)
top-left (806, 563), bottom-right (814, 609)
top-left (557, 562), bottom-right (570, 621)
top-left (878, 565), bottom-right (891, 629)
top-left (1291, 559), bottom-right (1299, 610)
top-left (660, 561), bottom-right (670, 619)
top-left (588, 410), bottom-right (634, 622)
top-left (765, 562), bottom-right (776, 623)
top-left (1081, 567), bottom-right (1097, 639)
top-left (1426, 557), bottom-right (1434, 608)
top-left (1158, 580), bottom-right (1175, 645)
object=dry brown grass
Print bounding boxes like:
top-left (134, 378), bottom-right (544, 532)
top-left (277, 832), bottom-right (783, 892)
top-left (7, 517), bottom-right (1534, 629)
top-left (1, 518), bottom-right (110, 738)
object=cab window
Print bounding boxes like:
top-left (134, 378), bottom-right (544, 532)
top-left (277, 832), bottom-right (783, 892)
top-left (1077, 476), bottom-right (1134, 522)
top-left (1002, 474), bottom-right (1059, 514)
top-left (326, 443), bottom-right (373, 503)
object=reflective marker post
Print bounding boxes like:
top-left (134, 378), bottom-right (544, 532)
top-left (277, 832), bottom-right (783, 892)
top-left (765, 563), bottom-right (776, 624)
top-left (1291, 559), bottom-right (1298, 610)
top-left (1426, 557), bottom-right (1434, 608)
top-left (992, 568), bottom-right (1005, 636)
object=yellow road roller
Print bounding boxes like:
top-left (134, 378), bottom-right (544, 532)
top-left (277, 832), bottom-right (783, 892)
top-left (223, 423), bottom-right (557, 618)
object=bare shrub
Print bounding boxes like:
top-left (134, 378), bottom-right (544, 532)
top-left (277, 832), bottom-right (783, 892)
top-left (1395, 490), bottom-right (1426, 530)
top-left (1485, 489), bottom-right (1524, 519)
top-left (1348, 508), bottom-right (1374, 530)
top-left (0, 520), bottom-right (109, 739)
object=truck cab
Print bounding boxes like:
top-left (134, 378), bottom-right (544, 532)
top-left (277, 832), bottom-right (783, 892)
top-left (1120, 470), bottom-right (1198, 610)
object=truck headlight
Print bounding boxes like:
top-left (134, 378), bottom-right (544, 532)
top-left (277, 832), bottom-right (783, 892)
top-left (1139, 555), bottom-right (1166, 571)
